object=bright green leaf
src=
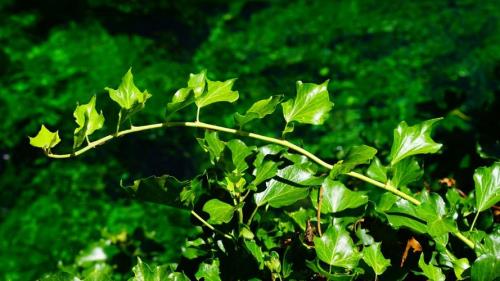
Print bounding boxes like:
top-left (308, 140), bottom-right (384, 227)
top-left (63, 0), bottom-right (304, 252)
top-left (202, 199), bottom-right (234, 224)
top-left (367, 157), bottom-right (387, 183)
top-left (131, 257), bottom-right (182, 281)
top-left (362, 242), bottom-right (390, 276)
top-left (417, 254), bottom-right (445, 281)
top-left (471, 254), bottom-right (500, 281)
top-left (195, 78), bottom-right (239, 108)
top-left (29, 124), bottom-right (61, 149)
top-left (73, 95), bottom-right (105, 148)
top-left (314, 224), bottom-right (361, 269)
top-left (198, 131), bottom-right (225, 163)
top-left (244, 240), bottom-right (265, 270)
top-left (105, 68), bottom-right (151, 111)
top-left (195, 259), bottom-right (221, 281)
top-left (234, 95), bottom-right (283, 127)
top-left (40, 272), bottom-right (77, 281)
top-left (329, 145), bottom-right (377, 179)
top-left (227, 139), bottom-right (254, 172)
top-left (166, 70), bottom-right (206, 117)
top-left (473, 162), bottom-right (500, 213)
top-left (389, 118), bottom-right (443, 165)
top-left (311, 178), bottom-right (368, 213)
top-left (390, 157), bottom-right (423, 187)
top-left (282, 80), bottom-right (333, 134)
top-left (252, 160), bottom-right (279, 187)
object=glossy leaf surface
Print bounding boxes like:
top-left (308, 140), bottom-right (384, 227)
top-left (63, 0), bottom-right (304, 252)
top-left (73, 95), bottom-right (104, 148)
top-left (195, 78), bottom-right (239, 108)
top-left (105, 69), bottom-right (151, 110)
top-left (167, 70), bottom-right (206, 116)
top-left (195, 259), bottom-right (221, 281)
top-left (473, 162), bottom-right (500, 212)
top-left (234, 95), bottom-right (282, 127)
top-left (311, 179), bottom-right (368, 213)
top-left (330, 145), bottom-right (377, 178)
top-left (362, 242), bottom-right (390, 276)
top-left (314, 225), bottom-right (360, 269)
top-left (417, 254), bottom-right (445, 281)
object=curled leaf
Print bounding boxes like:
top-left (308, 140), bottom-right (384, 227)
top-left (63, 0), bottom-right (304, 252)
top-left (167, 70), bottom-right (206, 117)
top-left (73, 95), bottom-right (105, 148)
top-left (234, 95), bottom-right (283, 127)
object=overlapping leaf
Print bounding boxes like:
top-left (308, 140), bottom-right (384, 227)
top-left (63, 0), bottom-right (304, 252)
top-left (473, 162), bottom-right (500, 213)
top-left (390, 157), bottom-right (423, 187)
top-left (244, 240), bottom-right (265, 270)
top-left (311, 178), bottom-right (368, 213)
top-left (314, 224), bottom-right (361, 269)
top-left (234, 95), bottom-right (283, 127)
top-left (416, 254), bottom-right (445, 281)
top-left (362, 243), bottom-right (390, 276)
top-left (167, 70), bottom-right (206, 117)
top-left (73, 95), bottom-right (104, 148)
top-left (202, 199), bottom-right (234, 224)
top-left (195, 259), bottom-right (221, 281)
top-left (195, 78), bottom-right (239, 109)
top-left (329, 145), bottom-right (377, 179)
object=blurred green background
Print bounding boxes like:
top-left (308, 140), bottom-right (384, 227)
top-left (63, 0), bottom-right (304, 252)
top-left (1, 0), bottom-right (499, 280)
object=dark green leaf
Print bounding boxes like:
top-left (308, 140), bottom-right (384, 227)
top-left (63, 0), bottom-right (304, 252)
top-left (314, 224), bottom-right (361, 269)
top-left (362, 242), bottom-right (390, 276)
top-left (195, 78), bottom-right (238, 108)
top-left (202, 199), bottom-right (234, 224)
top-left (389, 118), bottom-right (443, 165)
top-left (311, 178), bottom-right (368, 213)
top-left (29, 124), bottom-right (61, 149)
top-left (244, 240), bottom-right (265, 270)
top-left (235, 95), bottom-right (283, 127)
top-left (195, 259), bottom-right (221, 281)
top-left (390, 157), bottom-right (423, 187)
top-left (73, 95), bottom-right (105, 148)
top-left (417, 254), bottom-right (445, 281)
top-left (473, 162), bottom-right (500, 213)
top-left (367, 157), bottom-right (387, 183)
top-left (329, 145), bottom-right (377, 179)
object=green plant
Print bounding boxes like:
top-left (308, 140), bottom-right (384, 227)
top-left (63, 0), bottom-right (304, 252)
top-left (32, 69), bottom-right (499, 280)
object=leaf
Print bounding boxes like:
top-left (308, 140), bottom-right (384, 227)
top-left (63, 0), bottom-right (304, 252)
top-left (282, 80), bottom-right (333, 134)
top-left (311, 178), bottom-right (368, 213)
top-left (197, 131), bottom-right (225, 164)
top-left (417, 254), bottom-right (446, 281)
top-left (195, 259), bottom-right (221, 281)
top-left (227, 139), bottom-right (254, 172)
top-left (234, 95), bottom-right (283, 127)
top-left (389, 118), bottom-right (443, 165)
top-left (473, 162), bottom-right (500, 213)
top-left (166, 70), bottom-right (206, 117)
top-left (252, 160), bottom-right (279, 187)
top-left (329, 145), bottom-right (377, 179)
top-left (367, 157), bottom-right (387, 183)
top-left (362, 242), bottom-right (390, 276)
top-left (202, 199), bottom-right (234, 224)
top-left (416, 193), bottom-right (457, 237)
top-left (122, 175), bottom-right (200, 209)
top-left (29, 124), bottom-right (61, 149)
top-left (131, 257), bottom-right (172, 281)
top-left (195, 78), bottom-right (239, 108)
top-left (254, 164), bottom-right (322, 207)
top-left (73, 95), bottom-right (105, 148)
top-left (471, 254), bottom-right (500, 281)
top-left (105, 68), bottom-right (151, 111)
top-left (244, 240), bottom-right (265, 270)
top-left (40, 272), bottom-right (77, 281)
top-left (390, 157), bottom-right (423, 187)
top-left (314, 224), bottom-right (361, 269)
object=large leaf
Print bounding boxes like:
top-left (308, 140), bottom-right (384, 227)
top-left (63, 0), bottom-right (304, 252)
top-left (390, 157), bottom-right (423, 187)
top-left (73, 95), bottom-right (105, 148)
top-left (254, 165), bottom-right (322, 207)
top-left (105, 68), bottom-right (151, 112)
top-left (244, 240), bottom-right (265, 270)
top-left (311, 178), bottom-right (368, 213)
top-left (166, 70), bottom-right (206, 117)
top-left (389, 118), bottom-right (443, 165)
top-left (473, 162), bottom-right (500, 213)
top-left (416, 193), bottom-right (457, 237)
top-left (252, 160), bottom-right (279, 187)
top-left (329, 145), bottom-right (377, 178)
top-left (195, 78), bottom-right (239, 108)
top-left (29, 124), bottom-right (61, 149)
top-left (416, 254), bottom-right (445, 281)
top-left (195, 259), bottom-right (221, 281)
top-left (282, 80), bottom-right (333, 134)
top-left (362, 243), bottom-right (390, 276)
top-left (202, 199), bottom-right (234, 224)
top-left (471, 254), bottom-right (500, 281)
top-left (314, 224), bottom-right (361, 269)
top-left (234, 95), bottom-right (283, 127)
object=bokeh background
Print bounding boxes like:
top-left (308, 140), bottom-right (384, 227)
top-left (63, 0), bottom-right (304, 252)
top-left (1, 0), bottom-right (499, 280)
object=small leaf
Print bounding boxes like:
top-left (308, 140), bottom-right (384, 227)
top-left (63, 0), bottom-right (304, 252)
top-left (252, 160), bottom-right (279, 187)
top-left (166, 70), bottom-right (206, 117)
top-left (131, 257), bottom-right (185, 281)
top-left (234, 95), bottom-right (283, 127)
top-left (282, 80), bottom-right (333, 134)
top-left (362, 242), bottom-right (390, 276)
top-left (367, 157), bottom-right (387, 182)
top-left (227, 139), bottom-right (254, 172)
top-left (195, 259), bottom-right (221, 281)
top-left (244, 240), bottom-right (265, 270)
top-left (202, 199), bottom-right (234, 224)
top-left (40, 272), bottom-right (76, 281)
top-left (473, 162), bottom-right (500, 213)
top-left (73, 95), bottom-right (105, 148)
top-left (390, 157), bottom-right (423, 187)
top-left (329, 145), bottom-right (377, 179)
top-left (311, 178), bottom-right (368, 213)
top-left (314, 224), bottom-right (361, 269)
top-left (389, 118), bottom-right (443, 165)
top-left (105, 68), bottom-right (151, 111)
top-left (197, 131), bottom-right (225, 163)
top-left (417, 254), bottom-right (446, 281)
top-left (29, 124), bottom-right (61, 149)
top-left (195, 78), bottom-right (239, 108)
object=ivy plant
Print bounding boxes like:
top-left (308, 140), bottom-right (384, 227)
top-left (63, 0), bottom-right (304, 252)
top-left (32, 69), bottom-right (499, 280)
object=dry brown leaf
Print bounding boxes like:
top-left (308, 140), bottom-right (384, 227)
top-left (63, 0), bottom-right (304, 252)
top-left (400, 236), bottom-right (422, 267)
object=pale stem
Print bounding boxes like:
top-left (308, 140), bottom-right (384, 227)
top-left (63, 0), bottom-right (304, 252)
top-left (190, 210), bottom-right (233, 240)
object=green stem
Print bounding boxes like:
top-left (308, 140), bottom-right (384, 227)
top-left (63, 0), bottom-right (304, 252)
top-left (470, 211), bottom-right (480, 231)
top-left (190, 210), bottom-right (233, 240)
top-left (247, 205), bottom-right (260, 225)
top-left (45, 120), bottom-right (475, 249)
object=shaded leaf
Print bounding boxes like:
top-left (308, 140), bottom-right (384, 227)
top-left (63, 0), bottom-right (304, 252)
top-left (416, 254), bottom-right (445, 281)
top-left (473, 162), bottom-right (500, 213)
top-left (235, 95), bottom-right (283, 127)
top-left (202, 199), bottom-right (234, 224)
top-left (390, 157), bottom-right (423, 187)
top-left (367, 157), bottom-right (387, 183)
top-left (314, 224), bottom-right (361, 269)
top-left (311, 178), bottom-right (368, 213)
top-left (329, 145), bottom-right (377, 179)
top-left (29, 124), bottom-right (61, 149)
top-left (198, 131), bottom-right (225, 163)
top-left (389, 118), bottom-right (443, 165)
top-left (195, 259), bottom-right (221, 281)
top-left (195, 78), bottom-right (238, 108)
top-left (362, 242), bottom-right (390, 276)
top-left (244, 240), bottom-right (265, 270)
top-left (73, 95), bottom-right (105, 148)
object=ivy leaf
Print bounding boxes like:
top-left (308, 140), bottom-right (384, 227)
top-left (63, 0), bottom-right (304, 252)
top-left (73, 95), bottom-right (105, 148)
top-left (367, 157), bottom-right (387, 183)
top-left (282, 80), bottom-right (333, 134)
top-left (473, 162), bottom-right (500, 213)
top-left (471, 254), bottom-right (500, 281)
top-left (197, 131), bottom-right (225, 164)
top-left (362, 242), bottom-right (391, 276)
top-left (234, 95), bottom-right (283, 127)
top-left (29, 125), bottom-right (61, 149)
top-left (195, 78), bottom-right (239, 109)
top-left (389, 118), bottom-right (443, 166)
top-left (227, 139), bottom-right (254, 172)
top-left (252, 160), bottom-right (279, 187)
top-left (311, 178), bottom-right (368, 213)
top-left (329, 145), bottom-right (377, 178)
top-left (244, 240), bottom-right (265, 270)
top-left (416, 193), bottom-right (457, 237)
top-left (39, 272), bottom-right (75, 281)
top-left (314, 224), bottom-right (361, 269)
top-left (195, 259), bottom-right (221, 281)
top-left (105, 68), bottom-right (151, 115)
top-left (166, 70), bottom-right (206, 117)
top-left (416, 254), bottom-right (446, 281)
top-left (131, 257), bottom-right (189, 281)
top-left (202, 199), bottom-right (234, 224)
top-left (390, 157), bottom-right (423, 187)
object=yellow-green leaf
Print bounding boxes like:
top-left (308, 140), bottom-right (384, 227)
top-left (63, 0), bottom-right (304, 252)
top-left (29, 125), bottom-right (61, 149)
top-left (73, 95), bottom-right (105, 148)
top-left (195, 78), bottom-right (239, 109)
top-left (474, 162), bottom-right (500, 213)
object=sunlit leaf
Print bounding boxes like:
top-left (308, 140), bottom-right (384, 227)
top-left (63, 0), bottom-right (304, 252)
top-left (234, 95), bottom-right (283, 127)
top-left (362, 242), bottom-right (390, 276)
top-left (416, 254), bottom-right (445, 281)
top-left (471, 254), bottom-right (500, 281)
top-left (197, 131), bottom-right (225, 164)
top-left (329, 145), bottom-right (377, 179)
top-left (195, 78), bottom-right (238, 108)
top-left (389, 118), bottom-right (443, 165)
top-left (227, 139), bottom-right (253, 172)
top-left (390, 157), bottom-right (423, 187)
top-left (195, 259), bottom-right (221, 281)
top-left (73, 95), bottom-right (105, 148)
top-left (29, 124), bottom-right (61, 149)
top-left (244, 240), bottom-right (265, 270)
top-left (282, 80), bottom-right (333, 134)
top-left (311, 178), bottom-right (368, 213)
top-left (202, 199), bottom-right (234, 224)
top-left (473, 162), bottom-right (500, 213)
top-left (40, 272), bottom-right (76, 281)
top-left (314, 224), bottom-right (360, 269)
top-left (367, 157), bottom-right (387, 183)
top-left (166, 70), bottom-right (206, 117)
top-left (131, 257), bottom-right (187, 281)
top-left (252, 160), bottom-right (279, 187)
